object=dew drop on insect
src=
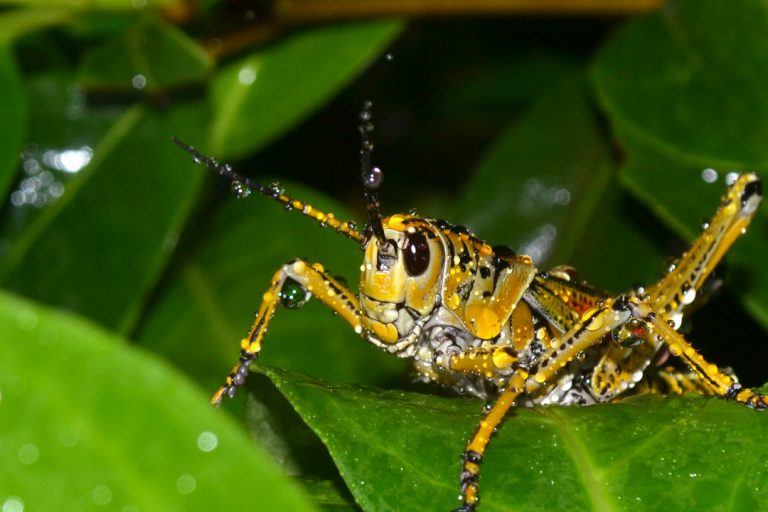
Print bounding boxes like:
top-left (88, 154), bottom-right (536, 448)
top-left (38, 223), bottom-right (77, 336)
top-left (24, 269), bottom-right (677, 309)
top-left (725, 171), bottom-right (739, 186)
top-left (362, 166), bottom-right (383, 190)
top-left (279, 278), bottom-right (311, 309)
top-left (269, 182), bottom-right (284, 196)
top-left (233, 366), bottom-right (248, 385)
top-left (682, 287), bottom-right (696, 305)
top-left (360, 104), bottom-right (372, 121)
top-left (231, 180), bottom-right (251, 198)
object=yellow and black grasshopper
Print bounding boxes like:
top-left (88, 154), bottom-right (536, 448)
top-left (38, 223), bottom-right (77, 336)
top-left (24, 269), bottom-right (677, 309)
top-left (174, 102), bottom-right (766, 511)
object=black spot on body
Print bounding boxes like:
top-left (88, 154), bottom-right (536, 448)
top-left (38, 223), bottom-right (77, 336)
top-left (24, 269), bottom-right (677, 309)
top-left (742, 178), bottom-right (763, 206)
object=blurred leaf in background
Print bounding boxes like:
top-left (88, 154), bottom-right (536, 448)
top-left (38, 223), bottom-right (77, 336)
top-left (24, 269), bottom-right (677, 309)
top-left (1, 0), bottom-right (767, 510)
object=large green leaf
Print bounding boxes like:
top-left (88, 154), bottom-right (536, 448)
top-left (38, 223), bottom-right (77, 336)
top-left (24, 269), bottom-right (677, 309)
top-left (592, 0), bottom-right (768, 168)
top-left (0, 290), bottom-right (318, 512)
top-left (455, 75), bottom-right (614, 269)
top-left (209, 20), bottom-right (403, 158)
top-left (592, 0), bottom-right (768, 328)
top-left (0, 99), bottom-right (207, 335)
top-left (266, 367), bottom-right (768, 512)
top-left (453, 73), bottom-right (666, 294)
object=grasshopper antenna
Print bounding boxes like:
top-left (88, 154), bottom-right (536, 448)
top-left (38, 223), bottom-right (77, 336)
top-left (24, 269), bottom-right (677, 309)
top-left (172, 137), bottom-right (364, 243)
top-left (359, 101), bottom-right (387, 245)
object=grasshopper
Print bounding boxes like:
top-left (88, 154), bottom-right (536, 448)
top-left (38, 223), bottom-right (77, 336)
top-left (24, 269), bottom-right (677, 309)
top-left (174, 102), bottom-right (765, 511)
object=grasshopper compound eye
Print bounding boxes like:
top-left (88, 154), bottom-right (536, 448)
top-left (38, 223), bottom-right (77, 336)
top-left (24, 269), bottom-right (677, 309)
top-left (403, 231), bottom-right (430, 276)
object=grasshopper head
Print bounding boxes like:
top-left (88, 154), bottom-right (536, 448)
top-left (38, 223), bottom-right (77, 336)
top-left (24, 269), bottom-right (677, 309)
top-left (358, 214), bottom-right (445, 345)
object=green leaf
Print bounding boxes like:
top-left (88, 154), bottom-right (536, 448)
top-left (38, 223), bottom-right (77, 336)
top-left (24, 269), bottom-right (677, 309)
top-left (592, 0), bottom-right (768, 327)
top-left (266, 367), bottom-right (768, 512)
top-left (209, 20), bottom-right (403, 158)
top-left (0, 100), bottom-right (207, 335)
top-left (79, 15), bottom-right (213, 92)
top-left (136, 181), bottom-right (405, 392)
top-left (592, 0), bottom-right (768, 168)
top-left (0, 47), bottom-right (26, 201)
top-left (0, 8), bottom-right (70, 43)
top-left (456, 75), bottom-right (614, 269)
top-left (0, 290), bottom-right (318, 512)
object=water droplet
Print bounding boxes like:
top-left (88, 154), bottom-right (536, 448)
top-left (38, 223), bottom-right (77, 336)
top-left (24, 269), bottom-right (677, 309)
top-left (279, 278), bottom-right (311, 309)
top-left (131, 74), bottom-right (146, 90)
top-left (238, 65), bottom-right (257, 85)
top-left (92, 485), bottom-right (112, 505)
top-left (2, 497), bottom-right (24, 512)
top-left (231, 181), bottom-right (252, 199)
top-left (176, 474), bottom-right (197, 494)
top-left (196, 431), bottom-right (218, 452)
top-left (682, 287), bottom-right (696, 305)
top-left (18, 443), bottom-right (39, 465)
top-left (58, 427), bottom-right (79, 447)
top-left (385, 53), bottom-right (394, 61)
top-left (15, 310), bottom-right (37, 331)
top-left (362, 166), bottom-right (383, 190)
top-left (701, 168), bottom-right (718, 183)
top-left (269, 182), bottom-right (284, 196)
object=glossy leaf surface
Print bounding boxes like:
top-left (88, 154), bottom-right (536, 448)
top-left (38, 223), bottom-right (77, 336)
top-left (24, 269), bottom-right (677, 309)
top-left (267, 367), bottom-right (768, 512)
top-left (0, 290), bottom-right (317, 512)
top-left (0, 100), bottom-right (206, 335)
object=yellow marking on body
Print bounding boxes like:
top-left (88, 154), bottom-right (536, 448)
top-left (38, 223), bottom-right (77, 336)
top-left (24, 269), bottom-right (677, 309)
top-left (361, 317), bottom-right (399, 343)
top-left (492, 348), bottom-right (517, 369)
top-left (465, 305), bottom-right (501, 339)
top-left (386, 214), bottom-right (406, 228)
